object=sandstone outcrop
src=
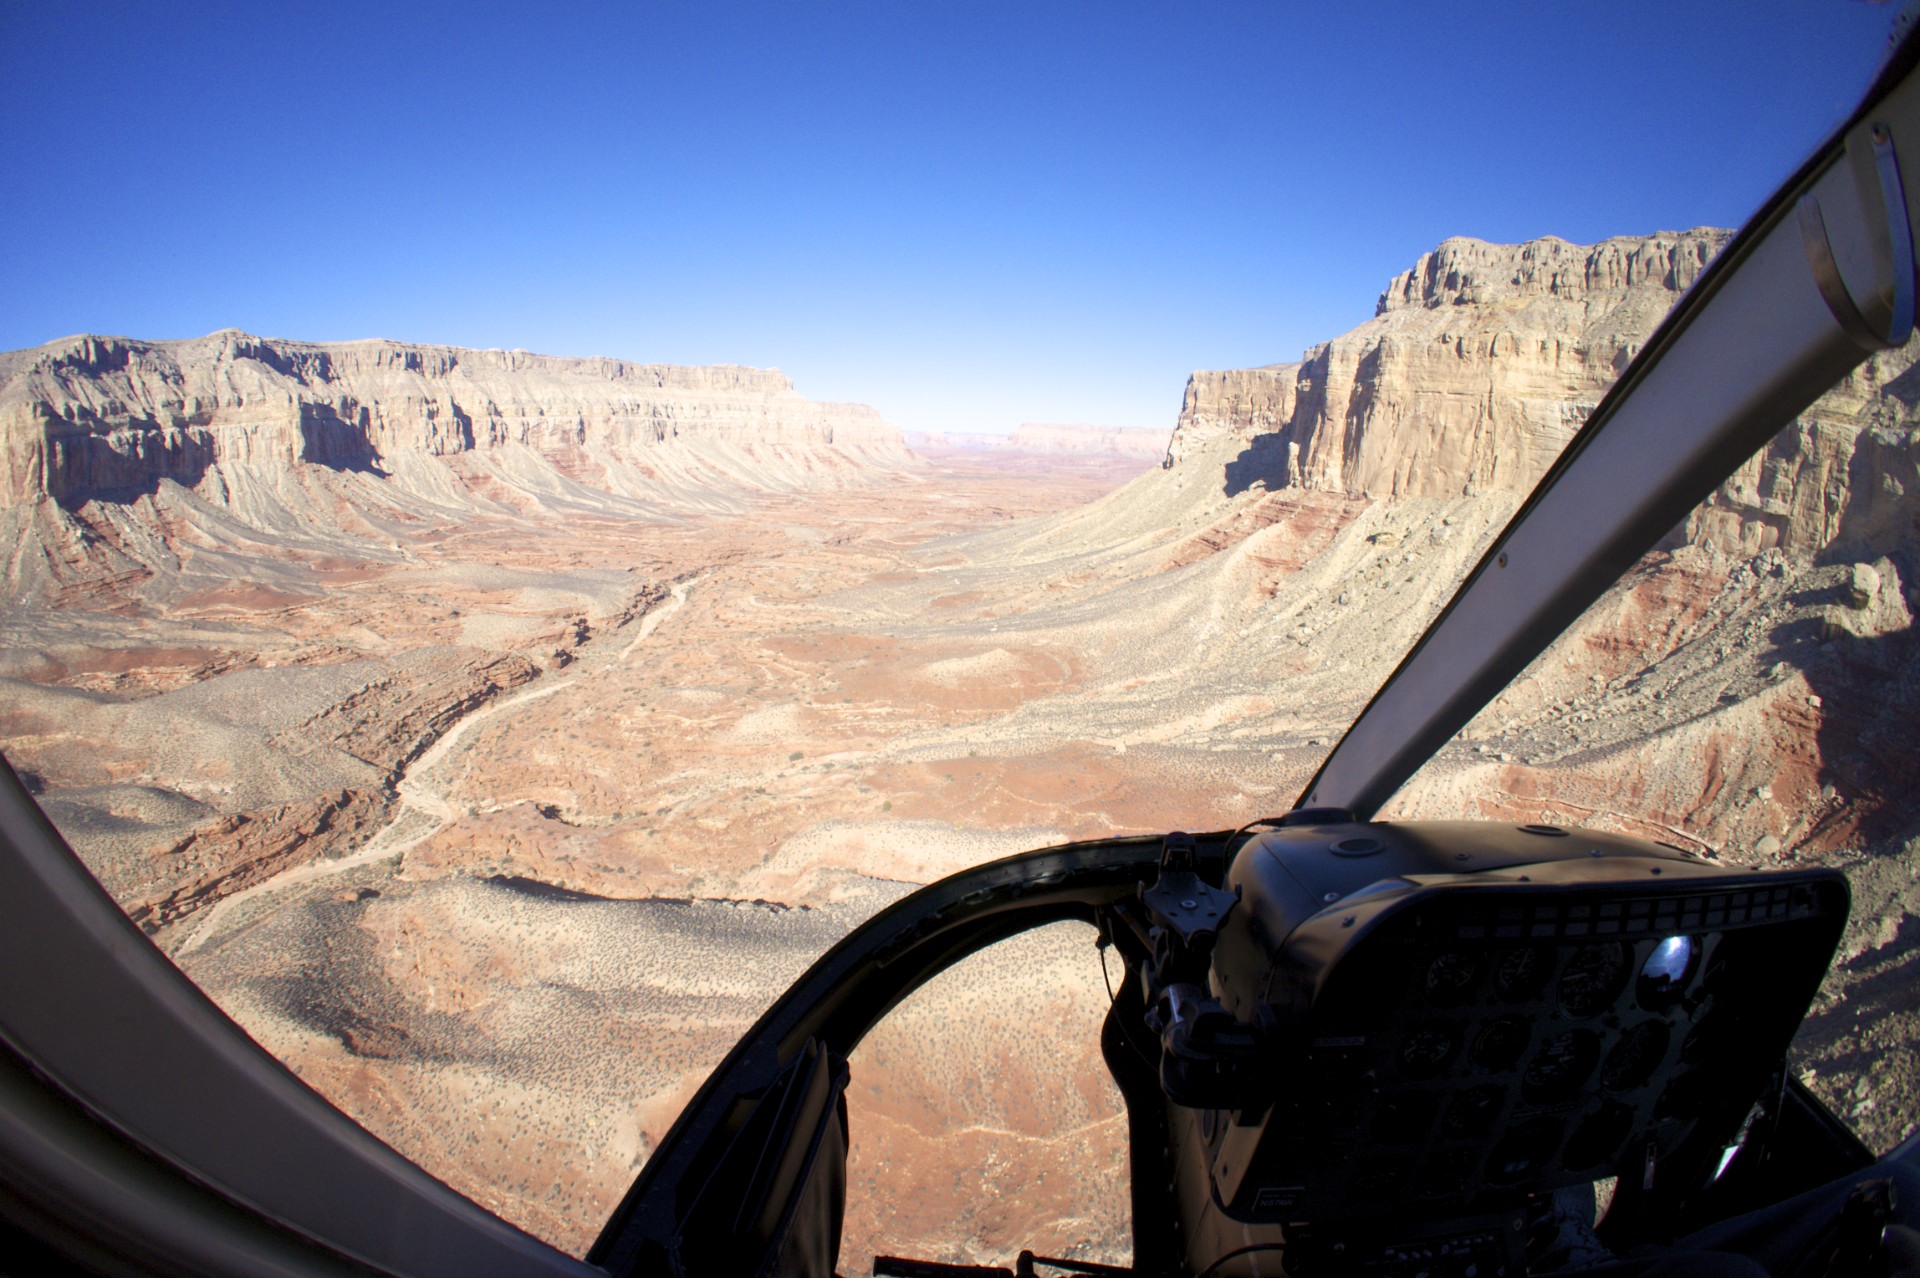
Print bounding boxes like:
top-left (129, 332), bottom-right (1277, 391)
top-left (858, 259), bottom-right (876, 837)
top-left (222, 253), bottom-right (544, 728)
top-left (0, 332), bottom-right (913, 603)
top-left (299, 652), bottom-right (544, 778)
top-left (1163, 366), bottom-right (1299, 468)
top-left (125, 788), bottom-right (389, 933)
top-left (0, 331), bottom-right (908, 507)
top-left (1165, 231), bottom-right (1728, 497)
top-left (1682, 345), bottom-right (1920, 559)
top-left (1154, 229), bottom-right (1920, 573)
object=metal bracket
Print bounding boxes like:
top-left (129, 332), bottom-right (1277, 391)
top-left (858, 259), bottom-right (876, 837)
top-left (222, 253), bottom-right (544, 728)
top-left (1140, 831), bottom-right (1238, 959)
top-left (1136, 832), bottom-right (1266, 1107)
top-left (1145, 980), bottom-right (1274, 1109)
top-left (1799, 122), bottom-right (1917, 350)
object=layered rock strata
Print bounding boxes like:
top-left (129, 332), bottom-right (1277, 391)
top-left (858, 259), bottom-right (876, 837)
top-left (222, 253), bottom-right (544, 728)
top-left (0, 332), bottom-right (912, 603)
top-left (1159, 229), bottom-right (1920, 571)
top-left (0, 330), bottom-right (907, 507)
top-left (1166, 231), bottom-right (1728, 497)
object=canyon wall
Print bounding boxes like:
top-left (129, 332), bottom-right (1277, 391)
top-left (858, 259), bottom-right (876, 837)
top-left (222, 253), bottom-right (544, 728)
top-left (1163, 228), bottom-right (1920, 567)
top-left (0, 331), bottom-right (916, 604)
top-left (1163, 366), bottom-right (1300, 468)
top-left (1683, 349), bottom-right (1920, 559)
top-left (0, 330), bottom-right (909, 509)
top-left (1167, 231), bottom-right (1724, 495)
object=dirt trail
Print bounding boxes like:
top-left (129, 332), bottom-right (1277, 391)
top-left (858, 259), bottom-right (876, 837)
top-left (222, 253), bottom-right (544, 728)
top-left (622, 577), bottom-right (695, 658)
top-left (179, 578), bottom-right (698, 953)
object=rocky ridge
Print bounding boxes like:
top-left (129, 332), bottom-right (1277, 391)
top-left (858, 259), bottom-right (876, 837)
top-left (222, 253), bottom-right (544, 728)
top-left (1166, 231), bottom-right (1728, 497)
top-left (1066, 228), bottom-right (1918, 581)
top-left (1, 330), bottom-right (905, 505)
top-left (0, 330), bottom-right (913, 603)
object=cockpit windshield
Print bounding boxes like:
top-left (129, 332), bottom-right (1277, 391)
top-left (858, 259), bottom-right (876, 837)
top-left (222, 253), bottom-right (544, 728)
top-left (0, 4), bottom-right (1914, 1270)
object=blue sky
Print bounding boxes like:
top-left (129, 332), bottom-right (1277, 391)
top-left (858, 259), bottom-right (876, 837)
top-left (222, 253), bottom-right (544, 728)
top-left (0, 1), bottom-right (1899, 434)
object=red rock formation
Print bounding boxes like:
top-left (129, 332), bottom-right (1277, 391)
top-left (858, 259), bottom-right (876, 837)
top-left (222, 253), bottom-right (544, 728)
top-left (127, 788), bottom-right (388, 932)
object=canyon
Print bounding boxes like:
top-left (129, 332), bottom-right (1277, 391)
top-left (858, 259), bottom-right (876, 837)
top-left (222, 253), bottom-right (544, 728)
top-left (1, 227), bottom-right (1917, 1267)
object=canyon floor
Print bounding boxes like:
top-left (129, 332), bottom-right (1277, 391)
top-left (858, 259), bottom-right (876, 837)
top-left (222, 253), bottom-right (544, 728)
top-left (5, 448), bottom-right (1253, 1262)
top-left (4, 440), bottom-right (1917, 1267)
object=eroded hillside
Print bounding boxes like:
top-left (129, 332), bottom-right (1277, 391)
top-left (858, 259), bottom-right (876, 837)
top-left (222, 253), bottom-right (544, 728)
top-left (1, 330), bottom-right (911, 608)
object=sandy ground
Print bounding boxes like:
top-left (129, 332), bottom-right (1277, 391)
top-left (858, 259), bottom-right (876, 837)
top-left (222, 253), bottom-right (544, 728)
top-left (4, 452), bottom-right (1185, 1260)
top-left (3, 443), bottom-right (1915, 1266)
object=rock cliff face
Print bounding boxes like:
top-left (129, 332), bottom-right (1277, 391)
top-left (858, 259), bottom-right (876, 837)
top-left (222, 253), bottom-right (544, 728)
top-left (1683, 349), bottom-right (1920, 559)
top-left (0, 330), bottom-right (908, 509)
top-left (1168, 230), bottom-right (1729, 498)
top-left (0, 331), bottom-right (913, 603)
top-left (1163, 228), bottom-right (1920, 568)
top-left (1163, 366), bottom-right (1299, 468)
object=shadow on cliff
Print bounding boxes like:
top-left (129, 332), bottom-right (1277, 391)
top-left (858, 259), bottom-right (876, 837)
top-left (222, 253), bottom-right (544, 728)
top-left (49, 403), bottom-right (387, 510)
top-left (1222, 437), bottom-right (1293, 497)
top-left (1769, 562), bottom-right (1920, 855)
top-left (50, 432), bottom-right (216, 508)
top-left (1785, 428), bottom-right (1920, 853)
top-left (298, 404), bottom-right (387, 478)
top-left (1880, 360), bottom-right (1920, 410)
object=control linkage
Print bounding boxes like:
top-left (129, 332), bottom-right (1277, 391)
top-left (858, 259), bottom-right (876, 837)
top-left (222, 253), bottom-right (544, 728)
top-left (1135, 831), bottom-right (1274, 1109)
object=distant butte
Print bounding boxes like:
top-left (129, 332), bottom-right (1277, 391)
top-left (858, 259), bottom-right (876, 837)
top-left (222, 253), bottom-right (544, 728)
top-left (905, 422), bottom-right (1170, 461)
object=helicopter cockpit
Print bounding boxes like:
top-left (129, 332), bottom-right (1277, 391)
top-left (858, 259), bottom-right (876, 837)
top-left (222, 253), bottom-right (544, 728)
top-left (4, 12), bottom-right (1920, 1278)
top-left (577, 21), bottom-right (1920, 1277)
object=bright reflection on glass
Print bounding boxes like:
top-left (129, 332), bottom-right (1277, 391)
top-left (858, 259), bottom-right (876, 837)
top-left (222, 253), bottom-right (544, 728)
top-left (1714, 1142), bottom-right (1743, 1182)
top-left (1640, 936), bottom-right (1696, 996)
